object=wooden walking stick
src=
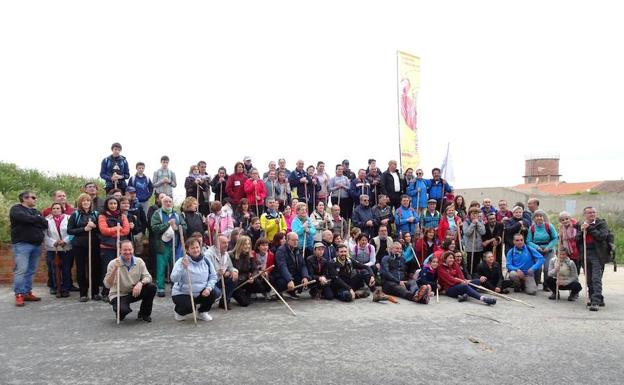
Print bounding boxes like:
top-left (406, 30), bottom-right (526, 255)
top-left (464, 280), bottom-right (535, 308)
top-left (196, 185), bottom-right (200, 212)
top-left (290, 280), bottom-right (316, 291)
top-left (233, 265), bottom-right (274, 292)
top-left (53, 247), bottom-right (62, 298)
top-left (436, 286), bottom-right (439, 303)
top-left (261, 275), bottom-right (297, 316)
top-left (88, 228), bottom-right (92, 298)
top-left (501, 229), bottom-right (507, 276)
top-left (583, 229), bottom-right (589, 307)
top-left (116, 226), bottom-right (121, 325)
top-left (179, 228), bottom-right (197, 326)
top-left (254, 183), bottom-right (260, 219)
top-left (470, 228), bottom-right (476, 275)
top-left (409, 245), bottom-right (422, 269)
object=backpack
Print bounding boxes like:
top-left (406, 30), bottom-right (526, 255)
top-left (530, 223), bottom-right (552, 239)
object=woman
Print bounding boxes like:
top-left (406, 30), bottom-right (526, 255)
top-left (401, 232), bottom-right (418, 276)
top-left (181, 197), bottom-right (205, 241)
top-left (270, 232), bottom-right (286, 254)
top-left (283, 204), bottom-right (296, 232)
top-left (264, 169), bottom-right (281, 205)
top-left (527, 210), bottom-right (558, 288)
top-left (332, 233), bottom-right (344, 248)
top-left (206, 200), bottom-right (234, 245)
top-left (558, 211), bottom-right (580, 271)
top-left (120, 197), bottom-right (142, 250)
top-left (437, 204), bottom-right (462, 245)
top-left (234, 198), bottom-right (252, 230)
top-left (310, 201), bottom-right (333, 242)
top-left (210, 166), bottom-right (228, 203)
top-left (475, 251), bottom-right (510, 294)
top-left (225, 161), bottom-right (248, 208)
top-left (245, 217), bottom-right (264, 248)
top-left (228, 228), bottom-right (242, 251)
top-left (98, 197), bottom-right (130, 299)
top-left (67, 193), bottom-right (101, 302)
top-left (305, 165), bottom-right (321, 214)
top-left (503, 205), bottom-right (530, 254)
top-left (416, 255), bottom-right (439, 294)
top-left (437, 251), bottom-right (496, 305)
top-left (415, 228), bottom-right (439, 266)
top-left (329, 165), bottom-right (352, 220)
top-left (229, 235), bottom-right (262, 307)
top-left (170, 237), bottom-right (219, 321)
top-left (252, 237), bottom-right (274, 298)
top-left (463, 208), bottom-right (486, 275)
top-left (404, 168), bottom-right (415, 186)
top-left (243, 168), bottom-right (267, 217)
top-left (350, 233), bottom-right (376, 268)
top-left (276, 170), bottom-right (291, 211)
top-left (407, 168), bottom-right (429, 213)
top-left (453, 195), bottom-right (467, 221)
top-left (315, 161), bottom-right (330, 206)
top-left (545, 246), bottom-right (582, 301)
top-left (44, 203), bottom-right (72, 298)
top-left (184, 164), bottom-right (210, 214)
top-left (291, 202), bottom-right (316, 257)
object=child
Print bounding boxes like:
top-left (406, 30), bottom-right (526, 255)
top-left (128, 162), bottom-right (153, 216)
top-left (246, 217), bottom-right (264, 248)
top-left (416, 255), bottom-right (439, 299)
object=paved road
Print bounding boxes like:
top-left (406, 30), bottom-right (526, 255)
top-left (1, 267), bottom-right (622, 385)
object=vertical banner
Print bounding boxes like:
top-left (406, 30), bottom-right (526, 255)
top-left (397, 51), bottom-right (420, 171)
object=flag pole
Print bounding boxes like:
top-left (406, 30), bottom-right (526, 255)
top-left (396, 50), bottom-right (403, 172)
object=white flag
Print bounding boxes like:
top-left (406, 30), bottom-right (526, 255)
top-left (440, 142), bottom-right (455, 186)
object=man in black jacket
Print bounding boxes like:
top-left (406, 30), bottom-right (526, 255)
top-left (331, 244), bottom-right (376, 301)
top-left (306, 243), bottom-right (334, 300)
top-left (273, 232), bottom-right (310, 298)
top-left (576, 207), bottom-right (611, 311)
top-left (10, 190), bottom-right (48, 307)
top-left (381, 160), bottom-right (406, 209)
top-left (482, 213), bottom-right (504, 263)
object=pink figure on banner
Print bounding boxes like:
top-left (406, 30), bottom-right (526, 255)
top-left (400, 78), bottom-right (418, 132)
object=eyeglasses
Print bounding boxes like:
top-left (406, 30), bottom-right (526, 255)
top-left (28, 196), bottom-right (37, 200)
top-left (416, 172), bottom-right (423, 175)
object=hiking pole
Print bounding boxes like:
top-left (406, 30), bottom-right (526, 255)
top-left (54, 247), bottom-right (62, 298)
top-left (88, 228), bottom-right (92, 299)
top-left (116, 226), bottom-right (121, 325)
top-left (471, 228), bottom-right (476, 275)
top-left (233, 265), bottom-right (274, 292)
top-left (436, 286), bottom-right (439, 303)
top-left (261, 275), bottom-right (297, 316)
top-left (290, 280), bottom-right (316, 291)
top-left (501, 229), bottom-right (507, 276)
top-left (465, 281), bottom-right (535, 308)
top-left (583, 230), bottom-right (589, 307)
top-left (179, 228), bottom-right (197, 326)
top-left (254, 183), bottom-right (260, 219)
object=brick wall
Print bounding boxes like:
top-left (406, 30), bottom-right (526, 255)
top-left (0, 244), bottom-right (49, 285)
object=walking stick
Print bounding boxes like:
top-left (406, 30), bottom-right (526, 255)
top-left (88, 229), bottom-right (92, 298)
top-left (261, 275), bottom-right (297, 316)
top-left (457, 221), bottom-right (464, 254)
top-left (179, 228), bottom-right (197, 326)
top-left (583, 230), bottom-right (589, 307)
top-left (290, 280), bottom-right (316, 291)
top-left (470, 228), bottom-right (476, 275)
top-left (409, 245), bottom-right (422, 269)
top-left (254, 183), bottom-right (260, 219)
top-left (196, 185), bottom-right (200, 212)
top-left (501, 229), bottom-right (507, 276)
top-left (116, 226), bottom-right (121, 325)
top-left (219, 181), bottom-right (223, 203)
top-left (303, 223), bottom-right (308, 259)
top-left (53, 247), bottom-right (62, 298)
top-left (465, 281), bottom-right (535, 308)
top-left (436, 286), bottom-right (439, 303)
top-left (233, 265), bottom-right (274, 292)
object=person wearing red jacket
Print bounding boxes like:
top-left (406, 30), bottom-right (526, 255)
top-left (437, 251), bottom-right (496, 305)
top-left (97, 197), bottom-right (130, 300)
top-left (437, 204), bottom-right (462, 245)
top-left (244, 168), bottom-right (267, 217)
top-left (225, 162), bottom-right (248, 208)
top-left (415, 228), bottom-right (440, 265)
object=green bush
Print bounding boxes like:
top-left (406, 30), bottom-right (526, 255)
top-left (0, 162), bottom-right (102, 243)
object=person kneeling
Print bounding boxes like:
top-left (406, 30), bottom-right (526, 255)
top-left (331, 244), bottom-right (376, 301)
top-left (506, 233), bottom-right (544, 295)
top-left (273, 232), bottom-right (310, 298)
top-left (437, 251), bottom-right (496, 305)
top-left (546, 247), bottom-right (582, 301)
top-left (306, 242), bottom-right (334, 300)
top-left (381, 242), bottom-right (429, 303)
top-left (171, 237), bottom-right (220, 321)
top-left (104, 240), bottom-right (156, 322)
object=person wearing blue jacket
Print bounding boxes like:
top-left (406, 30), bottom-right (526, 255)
top-left (127, 162), bottom-right (154, 216)
top-left (352, 195), bottom-right (377, 239)
top-left (170, 237), bottom-right (220, 321)
top-left (407, 169), bottom-right (429, 213)
top-left (100, 142), bottom-right (130, 194)
top-left (349, 169), bottom-right (375, 204)
top-left (506, 233), bottom-right (544, 295)
top-left (272, 232), bottom-right (310, 296)
top-left (526, 210), bottom-right (558, 288)
top-left (427, 168), bottom-right (452, 211)
top-left (291, 202), bottom-right (316, 256)
top-left (395, 195), bottom-right (418, 237)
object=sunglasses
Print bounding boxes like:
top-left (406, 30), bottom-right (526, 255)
top-left (28, 196), bottom-right (37, 200)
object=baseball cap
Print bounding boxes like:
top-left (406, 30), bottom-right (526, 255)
top-left (313, 242), bottom-right (325, 249)
top-left (126, 187), bottom-right (136, 193)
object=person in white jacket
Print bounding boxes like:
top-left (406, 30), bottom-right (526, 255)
top-left (170, 237), bottom-right (220, 321)
top-left (44, 203), bottom-right (72, 297)
top-left (204, 234), bottom-right (239, 309)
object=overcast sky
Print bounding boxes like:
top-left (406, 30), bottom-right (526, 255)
top-left (1, 0), bottom-right (622, 199)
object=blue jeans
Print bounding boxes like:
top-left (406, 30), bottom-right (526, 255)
top-left (13, 242), bottom-right (41, 295)
top-left (46, 250), bottom-right (72, 292)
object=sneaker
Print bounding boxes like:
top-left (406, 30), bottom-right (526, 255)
top-left (286, 291), bottom-right (300, 300)
top-left (79, 296), bottom-right (89, 302)
top-left (372, 288), bottom-right (388, 302)
top-left (198, 312), bottom-right (213, 321)
top-left (482, 297), bottom-right (497, 306)
top-left (24, 292), bottom-right (41, 301)
top-left (157, 290), bottom-right (165, 298)
top-left (599, 301), bottom-right (606, 307)
top-left (457, 294), bottom-right (468, 303)
top-left (589, 304), bottom-right (599, 311)
top-left (548, 293), bottom-right (557, 300)
top-left (70, 285), bottom-right (80, 292)
top-left (92, 294), bottom-right (102, 301)
top-left (567, 293), bottom-right (579, 302)
top-left (415, 286), bottom-right (430, 303)
top-left (15, 294), bottom-right (25, 307)
top-left (174, 311), bottom-right (186, 321)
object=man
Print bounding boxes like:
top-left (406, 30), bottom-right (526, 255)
top-left (272, 232), bottom-right (310, 298)
top-left (371, 225), bottom-right (393, 267)
top-left (427, 168), bottom-right (452, 211)
top-left (407, 169), bottom-right (429, 213)
top-left (366, 166), bottom-right (382, 205)
top-left (263, 160), bottom-right (277, 180)
top-left (419, 198), bottom-right (440, 231)
top-left (329, 205), bottom-right (348, 240)
top-left (277, 158), bottom-right (291, 179)
top-left (576, 206), bottom-right (611, 311)
top-left (197, 160), bottom-right (212, 215)
top-left (372, 194), bottom-right (394, 236)
top-left (482, 213), bottom-right (504, 263)
top-left (205, 234), bottom-right (239, 308)
top-left (320, 230), bottom-right (337, 261)
top-left (481, 198), bottom-right (497, 218)
top-left (352, 195), bottom-right (377, 239)
top-left (395, 195), bottom-right (417, 237)
top-left (146, 192), bottom-right (166, 277)
top-left (242, 156), bottom-right (254, 176)
top-left (10, 191), bottom-right (48, 306)
top-left (83, 181), bottom-right (105, 212)
top-left (42, 190), bottom-right (75, 217)
top-left (150, 195), bottom-right (187, 297)
top-left (288, 160), bottom-right (310, 204)
top-left (103, 240), bottom-right (156, 322)
top-left (349, 169), bottom-right (373, 204)
top-left (126, 187), bottom-right (147, 255)
top-left (305, 242), bottom-right (334, 300)
top-left (522, 198), bottom-right (540, 226)
top-left (153, 155), bottom-right (177, 199)
top-left (546, 247), bottom-right (582, 301)
top-left (381, 160), bottom-right (406, 208)
top-left (260, 198), bottom-right (287, 242)
top-left (381, 242), bottom-right (428, 303)
top-left (506, 233), bottom-right (544, 295)
top-left (331, 244), bottom-right (376, 301)
top-left (341, 159), bottom-right (356, 180)
top-left (100, 142), bottom-right (130, 194)
top-left (496, 200), bottom-right (513, 223)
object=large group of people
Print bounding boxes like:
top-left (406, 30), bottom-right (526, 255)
top-left (7, 142), bottom-right (615, 323)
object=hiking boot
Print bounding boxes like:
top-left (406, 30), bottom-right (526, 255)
top-left (24, 292), bottom-right (41, 301)
top-left (589, 304), bottom-right (599, 311)
top-left (415, 286), bottom-right (430, 303)
top-left (137, 313), bottom-right (152, 322)
top-left (79, 296), bottom-right (89, 303)
top-left (355, 289), bottom-right (370, 299)
top-left (548, 293), bottom-right (557, 300)
top-left (567, 293), bottom-right (579, 301)
top-left (61, 292), bottom-right (70, 298)
top-left (372, 288), bottom-right (388, 302)
top-left (457, 294), bottom-right (468, 303)
top-left (15, 294), bottom-right (25, 307)
top-left (157, 290), bottom-right (165, 298)
top-left (92, 294), bottom-right (102, 301)
top-left (482, 297), bottom-right (497, 306)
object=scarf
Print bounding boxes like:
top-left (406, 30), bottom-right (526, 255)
top-left (53, 215), bottom-right (63, 235)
